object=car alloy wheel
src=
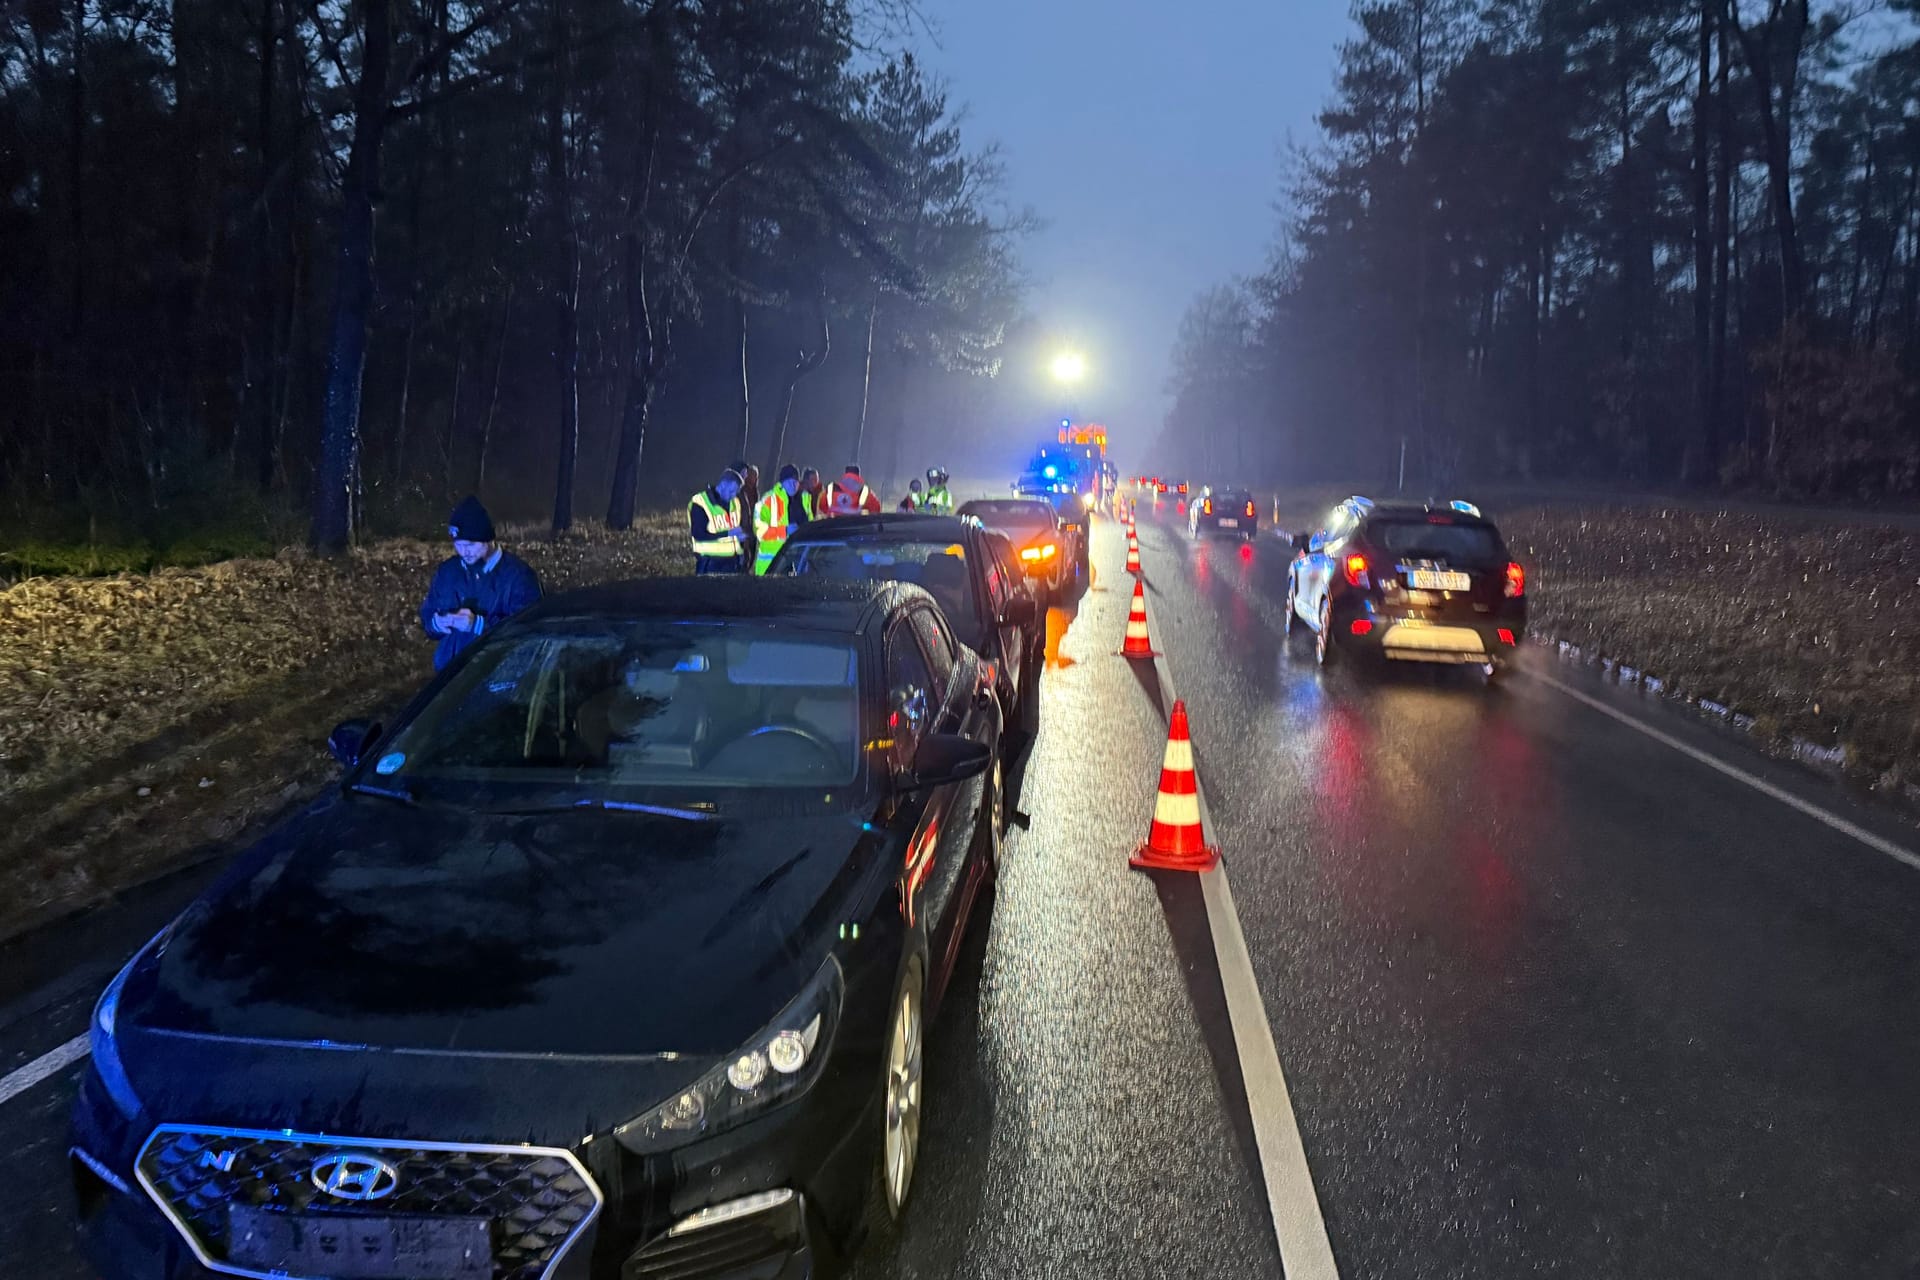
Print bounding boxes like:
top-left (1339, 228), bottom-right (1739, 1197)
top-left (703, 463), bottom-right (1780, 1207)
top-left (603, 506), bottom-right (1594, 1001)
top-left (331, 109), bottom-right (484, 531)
top-left (882, 969), bottom-right (925, 1215)
top-left (987, 755), bottom-right (1006, 868)
top-left (1316, 597), bottom-right (1334, 667)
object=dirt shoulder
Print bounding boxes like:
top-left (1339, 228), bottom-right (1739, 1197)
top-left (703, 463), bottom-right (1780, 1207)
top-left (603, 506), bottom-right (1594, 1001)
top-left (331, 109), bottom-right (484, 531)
top-left (0, 518), bottom-right (683, 942)
top-left (1501, 503), bottom-right (1920, 784)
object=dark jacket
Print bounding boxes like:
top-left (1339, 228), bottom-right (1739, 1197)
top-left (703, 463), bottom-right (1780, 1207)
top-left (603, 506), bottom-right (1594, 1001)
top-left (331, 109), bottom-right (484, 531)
top-left (418, 548), bottom-right (542, 670)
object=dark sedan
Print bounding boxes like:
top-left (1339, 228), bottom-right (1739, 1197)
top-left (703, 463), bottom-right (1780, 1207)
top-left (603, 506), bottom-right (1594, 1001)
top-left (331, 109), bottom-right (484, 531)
top-left (70, 577), bottom-right (1005, 1280)
top-left (768, 513), bottom-right (1042, 746)
top-left (1188, 487), bottom-right (1259, 540)
top-left (956, 498), bottom-right (1072, 603)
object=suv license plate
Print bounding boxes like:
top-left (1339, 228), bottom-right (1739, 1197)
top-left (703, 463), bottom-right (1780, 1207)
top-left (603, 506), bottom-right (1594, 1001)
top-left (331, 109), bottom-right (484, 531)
top-left (228, 1204), bottom-right (492, 1278)
top-left (1408, 569), bottom-right (1470, 592)
top-left (1217, 518), bottom-right (1239, 528)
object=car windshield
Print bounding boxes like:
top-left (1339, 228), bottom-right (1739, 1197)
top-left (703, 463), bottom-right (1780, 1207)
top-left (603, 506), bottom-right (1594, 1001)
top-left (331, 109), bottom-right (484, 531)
top-left (1369, 518), bottom-right (1506, 565)
top-left (367, 620), bottom-right (862, 802)
top-left (776, 539), bottom-right (982, 646)
top-left (959, 501), bottom-right (1056, 538)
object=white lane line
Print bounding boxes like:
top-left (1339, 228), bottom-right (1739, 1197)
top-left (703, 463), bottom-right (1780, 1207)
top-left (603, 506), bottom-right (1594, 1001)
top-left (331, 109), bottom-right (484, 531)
top-left (1139, 577), bottom-right (1341, 1278)
top-left (0, 1034), bottom-right (89, 1108)
top-left (1535, 671), bottom-right (1920, 874)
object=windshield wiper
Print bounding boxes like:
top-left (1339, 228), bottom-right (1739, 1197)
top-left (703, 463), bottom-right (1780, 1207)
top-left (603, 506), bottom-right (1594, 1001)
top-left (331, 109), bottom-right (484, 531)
top-left (348, 781), bottom-right (415, 806)
top-left (484, 797), bottom-right (718, 822)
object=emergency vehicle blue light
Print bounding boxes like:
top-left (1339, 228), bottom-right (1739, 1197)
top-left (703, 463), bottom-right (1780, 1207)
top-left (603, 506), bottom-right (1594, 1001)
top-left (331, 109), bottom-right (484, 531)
top-left (1449, 499), bottom-right (1481, 516)
top-left (1043, 465), bottom-right (1058, 479)
top-left (672, 656), bottom-right (710, 672)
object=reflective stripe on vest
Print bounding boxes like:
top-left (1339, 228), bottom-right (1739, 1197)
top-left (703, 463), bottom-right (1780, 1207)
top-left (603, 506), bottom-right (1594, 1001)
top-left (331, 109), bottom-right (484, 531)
top-left (689, 491), bottom-right (740, 557)
top-left (828, 481), bottom-right (870, 515)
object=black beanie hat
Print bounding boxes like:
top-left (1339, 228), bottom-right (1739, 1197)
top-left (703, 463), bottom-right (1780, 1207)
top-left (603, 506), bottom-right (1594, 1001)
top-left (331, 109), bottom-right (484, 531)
top-left (448, 495), bottom-right (495, 542)
top-left (777, 464), bottom-right (800, 483)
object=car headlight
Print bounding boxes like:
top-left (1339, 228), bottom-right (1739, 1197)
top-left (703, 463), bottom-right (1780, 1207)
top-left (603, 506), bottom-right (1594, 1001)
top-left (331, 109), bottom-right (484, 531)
top-left (614, 956), bottom-right (844, 1154)
top-left (90, 926), bottom-right (173, 1121)
top-left (1080, 492), bottom-right (1095, 509)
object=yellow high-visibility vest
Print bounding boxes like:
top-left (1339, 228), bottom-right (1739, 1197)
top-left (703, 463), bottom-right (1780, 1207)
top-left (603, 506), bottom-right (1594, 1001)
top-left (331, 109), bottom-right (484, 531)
top-left (753, 489), bottom-right (791, 574)
top-left (689, 490), bottom-right (742, 558)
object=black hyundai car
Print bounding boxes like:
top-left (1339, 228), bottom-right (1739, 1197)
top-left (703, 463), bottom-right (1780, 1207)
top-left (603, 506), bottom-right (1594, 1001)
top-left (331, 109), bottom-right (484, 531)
top-left (768, 513), bottom-right (1042, 745)
top-left (1283, 497), bottom-right (1528, 674)
top-left (70, 577), bottom-right (1005, 1280)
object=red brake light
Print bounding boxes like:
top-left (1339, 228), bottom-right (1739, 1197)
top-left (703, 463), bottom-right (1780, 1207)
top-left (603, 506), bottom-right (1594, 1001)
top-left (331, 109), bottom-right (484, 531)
top-left (1497, 628), bottom-right (1516, 645)
top-left (1350, 618), bottom-right (1374, 635)
top-left (1246, 502), bottom-right (1256, 517)
top-left (1203, 498), bottom-right (1213, 515)
top-left (1505, 561), bottom-right (1525, 598)
top-left (1344, 553), bottom-right (1370, 587)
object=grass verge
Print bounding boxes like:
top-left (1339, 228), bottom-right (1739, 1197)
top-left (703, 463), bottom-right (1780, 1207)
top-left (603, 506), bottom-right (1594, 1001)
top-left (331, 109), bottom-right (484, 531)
top-left (0, 516), bottom-right (684, 941)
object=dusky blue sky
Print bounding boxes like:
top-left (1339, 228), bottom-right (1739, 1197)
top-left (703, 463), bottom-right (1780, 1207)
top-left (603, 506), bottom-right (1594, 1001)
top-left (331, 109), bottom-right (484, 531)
top-left (923, 0), bottom-right (1352, 442)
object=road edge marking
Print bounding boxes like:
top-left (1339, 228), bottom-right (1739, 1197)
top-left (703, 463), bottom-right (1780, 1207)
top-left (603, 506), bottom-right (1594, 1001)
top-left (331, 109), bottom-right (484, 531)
top-left (1135, 517), bottom-right (1340, 1280)
top-left (1535, 671), bottom-right (1920, 874)
top-left (0, 1033), bottom-right (89, 1108)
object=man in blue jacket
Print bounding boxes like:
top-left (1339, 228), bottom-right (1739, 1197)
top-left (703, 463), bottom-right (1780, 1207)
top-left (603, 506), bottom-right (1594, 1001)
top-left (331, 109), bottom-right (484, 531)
top-left (419, 496), bottom-right (542, 670)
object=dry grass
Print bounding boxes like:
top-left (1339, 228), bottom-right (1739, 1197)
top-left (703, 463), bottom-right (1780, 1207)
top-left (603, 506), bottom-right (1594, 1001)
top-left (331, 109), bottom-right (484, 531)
top-left (1501, 505), bottom-right (1920, 783)
top-left (0, 516), bottom-right (684, 940)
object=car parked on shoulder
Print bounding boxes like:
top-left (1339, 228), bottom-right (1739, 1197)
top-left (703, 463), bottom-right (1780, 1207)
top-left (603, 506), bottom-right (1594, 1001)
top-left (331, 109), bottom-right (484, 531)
top-left (70, 576), bottom-right (1004, 1280)
top-left (769, 513), bottom-right (1044, 747)
top-left (957, 497), bottom-right (1074, 603)
top-left (1283, 497), bottom-right (1527, 675)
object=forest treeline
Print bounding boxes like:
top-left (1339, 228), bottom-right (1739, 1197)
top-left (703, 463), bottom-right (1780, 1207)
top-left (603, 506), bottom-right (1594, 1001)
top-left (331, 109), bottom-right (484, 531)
top-left (1164, 0), bottom-right (1920, 499)
top-left (0, 0), bottom-right (1026, 552)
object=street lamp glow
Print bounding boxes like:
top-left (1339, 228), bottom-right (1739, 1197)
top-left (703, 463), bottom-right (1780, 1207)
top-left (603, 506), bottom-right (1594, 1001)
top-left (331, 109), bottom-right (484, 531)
top-left (1050, 351), bottom-right (1087, 384)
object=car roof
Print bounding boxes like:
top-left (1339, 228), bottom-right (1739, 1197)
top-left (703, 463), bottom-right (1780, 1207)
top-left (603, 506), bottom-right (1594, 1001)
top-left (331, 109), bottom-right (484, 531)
top-left (1361, 501), bottom-right (1499, 528)
top-left (784, 513), bottom-right (979, 543)
top-left (521, 574), bottom-right (915, 634)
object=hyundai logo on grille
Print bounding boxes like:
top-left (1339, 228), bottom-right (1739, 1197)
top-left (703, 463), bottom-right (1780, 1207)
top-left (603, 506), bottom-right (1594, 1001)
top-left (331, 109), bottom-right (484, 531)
top-left (309, 1153), bottom-right (400, 1201)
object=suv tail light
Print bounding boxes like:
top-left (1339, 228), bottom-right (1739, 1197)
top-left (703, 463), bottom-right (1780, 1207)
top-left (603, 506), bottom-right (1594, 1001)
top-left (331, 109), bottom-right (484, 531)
top-left (1344, 553), bottom-right (1370, 588)
top-left (1203, 498), bottom-right (1213, 515)
top-left (1245, 501), bottom-right (1256, 517)
top-left (1505, 561), bottom-right (1525, 598)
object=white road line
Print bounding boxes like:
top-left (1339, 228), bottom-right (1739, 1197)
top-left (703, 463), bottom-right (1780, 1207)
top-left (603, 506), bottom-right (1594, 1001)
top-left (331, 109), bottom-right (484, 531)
top-left (0, 1034), bottom-right (89, 1108)
top-left (1536, 671), bottom-right (1920, 874)
top-left (1139, 566), bottom-right (1341, 1279)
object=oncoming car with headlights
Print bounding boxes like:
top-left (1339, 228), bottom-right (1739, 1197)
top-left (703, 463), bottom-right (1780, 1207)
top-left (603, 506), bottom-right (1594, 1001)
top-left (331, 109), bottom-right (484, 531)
top-left (70, 577), bottom-right (1006, 1280)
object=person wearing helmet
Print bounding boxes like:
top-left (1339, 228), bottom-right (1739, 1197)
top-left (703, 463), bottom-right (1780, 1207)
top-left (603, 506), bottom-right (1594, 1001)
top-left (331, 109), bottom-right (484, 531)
top-left (898, 478), bottom-right (925, 512)
top-left (922, 467), bottom-right (953, 514)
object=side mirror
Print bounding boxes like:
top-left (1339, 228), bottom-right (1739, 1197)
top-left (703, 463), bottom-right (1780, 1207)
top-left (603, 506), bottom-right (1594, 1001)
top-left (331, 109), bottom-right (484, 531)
top-left (1001, 597), bottom-right (1037, 628)
top-left (903, 733), bottom-right (992, 791)
top-left (328, 719), bottom-right (381, 769)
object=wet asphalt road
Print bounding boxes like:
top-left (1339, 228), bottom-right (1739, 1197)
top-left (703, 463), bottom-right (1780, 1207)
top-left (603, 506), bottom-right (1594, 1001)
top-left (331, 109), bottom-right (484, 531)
top-left (4, 508), bottom-right (1920, 1278)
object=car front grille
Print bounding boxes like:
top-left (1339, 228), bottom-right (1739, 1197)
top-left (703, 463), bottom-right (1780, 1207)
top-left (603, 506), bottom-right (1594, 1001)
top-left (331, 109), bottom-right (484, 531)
top-left (136, 1124), bottom-right (601, 1280)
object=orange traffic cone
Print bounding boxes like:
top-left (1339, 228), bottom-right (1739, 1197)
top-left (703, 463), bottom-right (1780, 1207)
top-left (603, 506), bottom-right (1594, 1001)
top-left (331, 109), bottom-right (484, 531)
top-left (1132, 700), bottom-right (1219, 872)
top-left (1116, 579), bottom-right (1158, 658)
top-left (1125, 533), bottom-right (1142, 575)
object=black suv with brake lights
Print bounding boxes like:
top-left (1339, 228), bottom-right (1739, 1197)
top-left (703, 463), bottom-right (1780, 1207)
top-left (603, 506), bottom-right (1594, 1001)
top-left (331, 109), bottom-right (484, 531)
top-left (1189, 486), bottom-right (1259, 539)
top-left (1283, 497), bottom-right (1527, 673)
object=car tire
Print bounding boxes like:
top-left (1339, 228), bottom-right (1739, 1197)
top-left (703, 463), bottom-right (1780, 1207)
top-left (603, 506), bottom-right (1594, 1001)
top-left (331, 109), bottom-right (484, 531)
top-left (1316, 596), bottom-right (1335, 667)
top-left (1016, 646), bottom-right (1041, 742)
top-left (1283, 575), bottom-right (1298, 639)
top-left (862, 958), bottom-right (926, 1244)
